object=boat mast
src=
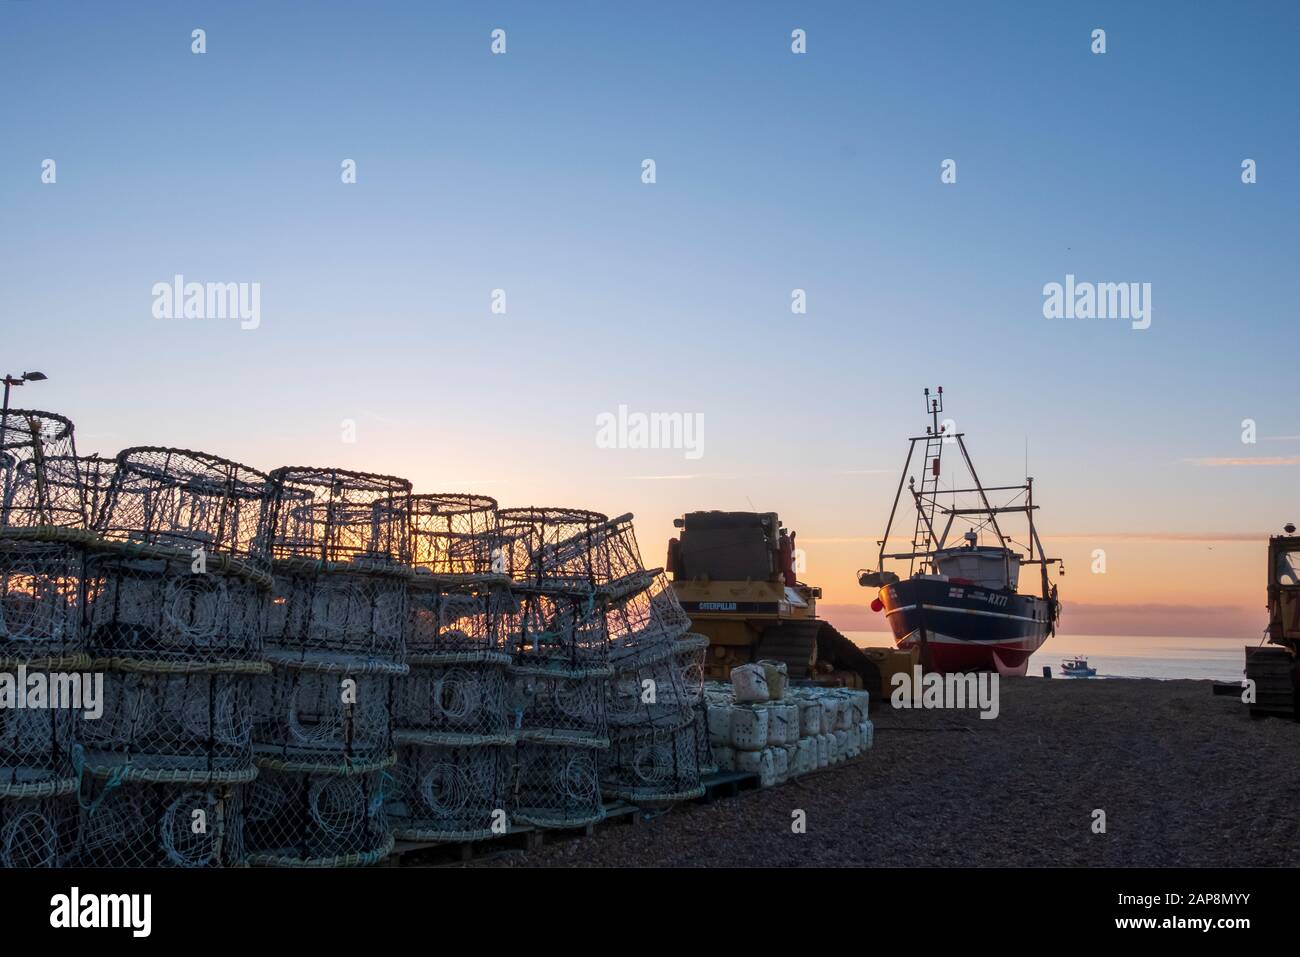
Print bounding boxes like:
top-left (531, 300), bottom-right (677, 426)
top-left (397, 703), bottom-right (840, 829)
top-left (908, 387), bottom-right (948, 575)
top-left (875, 388), bottom-right (945, 577)
top-left (869, 388), bottom-right (1062, 599)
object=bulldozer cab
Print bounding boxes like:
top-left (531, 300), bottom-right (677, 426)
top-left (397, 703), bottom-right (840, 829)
top-left (1267, 534), bottom-right (1300, 651)
top-left (673, 511), bottom-right (782, 583)
top-left (1250, 533), bottom-right (1300, 719)
top-left (668, 510), bottom-right (877, 690)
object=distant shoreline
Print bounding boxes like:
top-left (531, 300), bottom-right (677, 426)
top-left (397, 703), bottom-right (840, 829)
top-left (844, 632), bottom-right (1245, 682)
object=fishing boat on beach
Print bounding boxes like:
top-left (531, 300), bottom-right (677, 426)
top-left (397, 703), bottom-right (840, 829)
top-left (1060, 656), bottom-right (1096, 678)
top-left (858, 387), bottom-right (1062, 675)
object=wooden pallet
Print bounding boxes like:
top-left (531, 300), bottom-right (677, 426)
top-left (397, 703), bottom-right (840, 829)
top-left (693, 769), bottom-right (761, 804)
top-left (386, 801), bottom-right (643, 866)
top-left (1245, 645), bottom-right (1297, 719)
top-left (692, 758), bottom-right (860, 803)
top-left (386, 763), bottom-right (855, 865)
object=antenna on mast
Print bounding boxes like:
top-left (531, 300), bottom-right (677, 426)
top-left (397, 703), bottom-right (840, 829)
top-left (923, 386), bottom-right (944, 437)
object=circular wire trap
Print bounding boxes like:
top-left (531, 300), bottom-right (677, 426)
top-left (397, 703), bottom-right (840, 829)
top-left (98, 447), bottom-right (270, 562)
top-left (263, 466), bottom-right (412, 565)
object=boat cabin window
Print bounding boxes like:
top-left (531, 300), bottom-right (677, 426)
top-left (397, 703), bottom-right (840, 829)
top-left (1276, 549), bottom-right (1300, 586)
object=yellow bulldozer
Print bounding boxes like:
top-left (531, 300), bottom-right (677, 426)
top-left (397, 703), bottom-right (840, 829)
top-left (666, 510), bottom-right (878, 689)
top-left (1252, 525), bottom-right (1300, 718)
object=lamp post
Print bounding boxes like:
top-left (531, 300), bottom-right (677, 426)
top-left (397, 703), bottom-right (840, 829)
top-left (1, 371), bottom-right (48, 525)
top-left (2, 370), bottom-right (47, 418)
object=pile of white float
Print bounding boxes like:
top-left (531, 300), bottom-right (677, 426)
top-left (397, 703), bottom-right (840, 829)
top-left (704, 661), bottom-right (873, 788)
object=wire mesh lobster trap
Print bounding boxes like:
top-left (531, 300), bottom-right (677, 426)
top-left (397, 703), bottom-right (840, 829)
top-left (243, 763), bottom-right (392, 867)
top-left (76, 665), bottom-right (260, 784)
top-left (606, 634), bottom-right (708, 731)
top-left (253, 655), bottom-right (401, 769)
top-left (498, 507), bottom-right (610, 591)
top-left (261, 468), bottom-right (412, 667)
top-left (602, 632), bottom-right (708, 802)
top-left (510, 668), bottom-right (608, 748)
top-left (387, 742), bottom-right (512, 841)
top-left (0, 411), bottom-right (90, 867)
top-left (390, 657), bottom-right (514, 837)
top-left (98, 448), bottom-right (270, 560)
top-left (584, 513), bottom-right (657, 598)
top-left (389, 493), bottom-right (516, 843)
top-left (499, 509), bottom-right (652, 598)
top-left (262, 467), bottom-right (411, 566)
top-left (0, 415), bottom-right (96, 666)
top-left (512, 742), bottom-right (604, 829)
top-left (0, 538), bottom-right (89, 665)
top-left (0, 793), bottom-right (79, 867)
top-left (74, 778), bottom-right (244, 867)
top-left (506, 653), bottom-right (609, 827)
top-left (246, 469), bottom-right (411, 864)
top-left (393, 661), bottom-right (513, 746)
top-left (409, 493), bottom-right (506, 582)
top-left (406, 494), bottom-right (511, 659)
top-left (600, 565), bottom-right (700, 807)
top-left (6, 454), bottom-right (114, 531)
top-left (85, 554), bottom-right (268, 665)
top-left (502, 589), bottom-right (609, 673)
top-left (605, 571), bottom-right (693, 656)
top-left (601, 721), bottom-right (704, 804)
top-left (264, 563), bottom-right (409, 667)
top-left (85, 447), bottom-right (272, 666)
top-left (0, 410), bottom-right (78, 528)
top-left (407, 580), bottom-right (511, 663)
top-left (0, 669), bottom-right (79, 796)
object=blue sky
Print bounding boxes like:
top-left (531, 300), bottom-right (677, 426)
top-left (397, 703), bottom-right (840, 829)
top-left (2, 1), bottom-right (1298, 626)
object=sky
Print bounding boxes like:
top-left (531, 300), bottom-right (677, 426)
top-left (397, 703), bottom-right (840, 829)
top-left (2, 1), bottom-right (1298, 638)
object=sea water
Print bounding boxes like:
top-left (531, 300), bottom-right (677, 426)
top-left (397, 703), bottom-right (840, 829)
top-left (847, 632), bottom-right (1249, 682)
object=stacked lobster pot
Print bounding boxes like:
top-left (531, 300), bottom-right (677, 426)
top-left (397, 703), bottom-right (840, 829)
top-left (0, 411), bottom-right (91, 867)
top-left (387, 494), bottom-right (515, 841)
top-left (77, 447), bottom-right (271, 867)
top-left (499, 507), bottom-right (616, 829)
top-left (601, 518), bottom-right (711, 804)
top-left (247, 467), bottom-right (410, 866)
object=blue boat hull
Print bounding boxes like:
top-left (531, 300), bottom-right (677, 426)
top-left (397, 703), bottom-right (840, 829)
top-left (879, 576), bottom-right (1054, 675)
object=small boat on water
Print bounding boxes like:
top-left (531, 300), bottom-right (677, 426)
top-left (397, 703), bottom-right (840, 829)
top-left (858, 387), bottom-right (1062, 675)
top-left (1060, 656), bottom-right (1096, 678)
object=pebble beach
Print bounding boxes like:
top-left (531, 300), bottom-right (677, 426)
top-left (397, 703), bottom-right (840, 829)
top-left (480, 677), bottom-right (1300, 867)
